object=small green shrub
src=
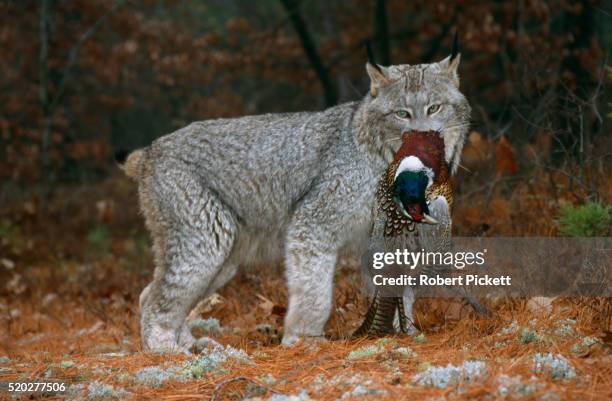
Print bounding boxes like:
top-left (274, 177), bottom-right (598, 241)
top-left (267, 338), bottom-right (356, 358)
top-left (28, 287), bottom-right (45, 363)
top-left (87, 225), bottom-right (110, 250)
top-left (557, 202), bottom-right (610, 237)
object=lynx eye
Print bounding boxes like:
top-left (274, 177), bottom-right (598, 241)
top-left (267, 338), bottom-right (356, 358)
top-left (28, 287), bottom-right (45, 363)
top-left (395, 110), bottom-right (411, 119)
top-left (427, 104), bottom-right (441, 115)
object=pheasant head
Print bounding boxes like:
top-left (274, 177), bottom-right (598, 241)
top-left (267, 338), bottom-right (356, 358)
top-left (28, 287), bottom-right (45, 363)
top-left (378, 130), bottom-right (453, 236)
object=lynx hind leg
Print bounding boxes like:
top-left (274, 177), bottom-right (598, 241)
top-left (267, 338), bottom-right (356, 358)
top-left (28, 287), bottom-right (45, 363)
top-left (139, 175), bottom-right (236, 353)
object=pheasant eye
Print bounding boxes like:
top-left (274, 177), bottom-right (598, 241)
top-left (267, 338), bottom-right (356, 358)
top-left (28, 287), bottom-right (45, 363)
top-left (395, 110), bottom-right (411, 119)
top-left (427, 104), bottom-right (441, 115)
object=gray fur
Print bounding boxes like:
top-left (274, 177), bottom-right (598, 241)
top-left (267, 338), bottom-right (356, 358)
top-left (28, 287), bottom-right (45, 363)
top-left (123, 56), bottom-right (471, 352)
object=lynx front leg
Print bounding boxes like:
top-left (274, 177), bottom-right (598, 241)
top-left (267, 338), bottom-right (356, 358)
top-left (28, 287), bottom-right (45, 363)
top-left (282, 226), bottom-right (338, 346)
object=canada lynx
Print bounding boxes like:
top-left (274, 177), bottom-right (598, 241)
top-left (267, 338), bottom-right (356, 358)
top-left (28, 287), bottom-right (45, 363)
top-left (122, 52), bottom-right (470, 352)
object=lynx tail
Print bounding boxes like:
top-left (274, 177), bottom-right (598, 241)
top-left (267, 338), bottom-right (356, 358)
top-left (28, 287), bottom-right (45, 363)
top-left (120, 149), bottom-right (144, 179)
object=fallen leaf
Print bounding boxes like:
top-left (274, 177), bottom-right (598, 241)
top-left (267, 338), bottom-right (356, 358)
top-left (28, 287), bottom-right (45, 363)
top-left (495, 136), bottom-right (518, 175)
top-left (527, 296), bottom-right (555, 315)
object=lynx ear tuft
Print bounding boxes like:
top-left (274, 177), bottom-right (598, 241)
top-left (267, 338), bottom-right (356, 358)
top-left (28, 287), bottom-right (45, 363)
top-left (439, 55), bottom-right (460, 87)
top-left (366, 41), bottom-right (378, 69)
top-left (450, 31), bottom-right (459, 63)
top-left (439, 31), bottom-right (461, 87)
top-left (366, 62), bottom-right (390, 97)
top-left (365, 40), bottom-right (390, 97)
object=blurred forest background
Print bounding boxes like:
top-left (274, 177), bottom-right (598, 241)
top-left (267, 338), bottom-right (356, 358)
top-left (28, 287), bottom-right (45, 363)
top-left (1, 0), bottom-right (611, 297)
top-left (1, 2), bottom-right (611, 399)
top-left (1, 0), bottom-right (610, 187)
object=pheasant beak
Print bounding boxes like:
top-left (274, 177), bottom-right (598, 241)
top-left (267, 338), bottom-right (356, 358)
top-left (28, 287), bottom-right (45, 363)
top-left (396, 200), bottom-right (438, 225)
top-left (421, 212), bottom-right (438, 225)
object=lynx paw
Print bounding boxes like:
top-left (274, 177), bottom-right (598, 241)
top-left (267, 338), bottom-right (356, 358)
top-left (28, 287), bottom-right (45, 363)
top-left (281, 334), bottom-right (327, 347)
top-left (142, 324), bottom-right (194, 354)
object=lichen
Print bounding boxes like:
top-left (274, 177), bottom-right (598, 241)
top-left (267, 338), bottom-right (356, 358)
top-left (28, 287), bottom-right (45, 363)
top-left (253, 351), bottom-right (271, 360)
top-left (100, 352), bottom-right (127, 359)
top-left (553, 318), bottom-right (576, 337)
top-left (494, 340), bottom-right (508, 349)
top-left (246, 389), bottom-right (312, 401)
top-left (346, 344), bottom-right (384, 360)
top-left (496, 374), bottom-right (542, 398)
top-left (520, 328), bottom-right (539, 344)
top-left (183, 343), bottom-right (250, 378)
top-left (391, 346), bottom-right (416, 359)
top-left (570, 336), bottom-right (600, 353)
top-left (259, 373), bottom-right (277, 385)
top-left (533, 353), bottom-right (576, 380)
top-left (87, 381), bottom-right (129, 400)
top-left (340, 384), bottom-right (385, 399)
top-left (414, 333), bottom-right (427, 343)
top-left (65, 383), bottom-right (85, 401)
top-left (60, 360), bottom-right (76, 369)
top-left (497, 320), bottom-right (519, 336)
top-left (412, 360), bottom-right (487, 388)
top-left (134, 366), bottom-right (182, 388)
top-left (375, 337), bottom-right (398, 347)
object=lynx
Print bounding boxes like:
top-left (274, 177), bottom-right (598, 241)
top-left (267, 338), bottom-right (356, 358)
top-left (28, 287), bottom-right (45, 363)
top-left (122, 50), bottom-right (470, 352)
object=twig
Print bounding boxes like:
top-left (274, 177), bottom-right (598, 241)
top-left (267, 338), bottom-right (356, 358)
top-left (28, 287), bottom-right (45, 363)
top-left (49, 0), bottom-right (125, 112)
top-left (210, 376), bottom-right (284, 401)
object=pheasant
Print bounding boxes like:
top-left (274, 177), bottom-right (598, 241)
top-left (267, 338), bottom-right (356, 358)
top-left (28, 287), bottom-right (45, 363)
top-left (381, 130), bottom-right (453, 233)
top-left (354, 130), bottom-right (486, 337)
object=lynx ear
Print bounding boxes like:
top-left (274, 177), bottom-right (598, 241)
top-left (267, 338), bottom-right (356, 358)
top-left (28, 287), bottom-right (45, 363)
top-left (366, 62), bottom-right (390, 97)
top-left (438, 32), bottom-right (461, 87)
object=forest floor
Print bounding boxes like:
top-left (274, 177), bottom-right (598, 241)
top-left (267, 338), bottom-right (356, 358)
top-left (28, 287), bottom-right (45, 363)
top-left (0, 162), bottom-right (610, 400)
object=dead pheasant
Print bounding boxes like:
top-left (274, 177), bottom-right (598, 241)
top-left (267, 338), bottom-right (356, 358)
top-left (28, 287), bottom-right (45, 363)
top-left (381, 130), bottom-right (453, 232)
top-left (354, 131), bottom-right (487, 337)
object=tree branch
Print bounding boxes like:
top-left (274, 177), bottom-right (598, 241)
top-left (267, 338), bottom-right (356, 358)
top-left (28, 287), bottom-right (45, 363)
top-left (279, 0), bottom-right (338, 106)
top-left (49, 0), bottom-right (125, 113)
top-left (39, 0), bottom-right (51, 170)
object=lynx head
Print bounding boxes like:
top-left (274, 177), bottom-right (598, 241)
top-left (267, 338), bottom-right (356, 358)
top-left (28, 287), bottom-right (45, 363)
top-left (358, 39), bottom-right (471, 174)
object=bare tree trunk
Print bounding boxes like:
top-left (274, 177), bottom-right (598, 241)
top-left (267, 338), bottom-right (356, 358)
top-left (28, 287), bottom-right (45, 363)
top-left (279, 0), bottom-right (338, 106)
top-left (554, 1), bottom-right (598, 165)
top-left (37, 0), bottom-right (124, 182)
top-left (39, 0), bottom-right (52, 176)
top-left (374, 0), bottom-right (390, 65)
top-left (321, 1), bottom-right (353, 102)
